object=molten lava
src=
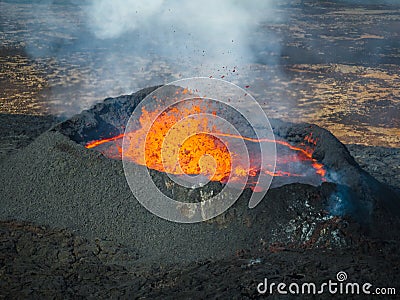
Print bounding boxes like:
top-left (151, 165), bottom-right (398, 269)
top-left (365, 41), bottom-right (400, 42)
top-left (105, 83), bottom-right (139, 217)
top-left (85, 101), bottom-right (327, 190)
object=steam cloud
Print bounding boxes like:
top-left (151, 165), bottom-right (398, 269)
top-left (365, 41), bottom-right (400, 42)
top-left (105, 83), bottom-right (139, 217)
top-left (3, 0), bottom-right (398, 116)
top-left (6, 0), bottom-right (281, 115)
top-left (86, 0), bottom-right (277, 70)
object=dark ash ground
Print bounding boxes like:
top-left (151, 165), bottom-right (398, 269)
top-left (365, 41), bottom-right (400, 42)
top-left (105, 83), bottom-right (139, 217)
top-left (1, 220), bottom-right (398, 299)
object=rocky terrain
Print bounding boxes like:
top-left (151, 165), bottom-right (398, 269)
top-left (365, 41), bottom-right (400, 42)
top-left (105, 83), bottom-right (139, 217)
top-left (1, 220), bottom-right (399, 299)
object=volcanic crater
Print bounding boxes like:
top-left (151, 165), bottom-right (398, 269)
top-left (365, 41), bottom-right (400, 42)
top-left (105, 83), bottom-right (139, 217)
top-left (1, 85), bottom-right (398, 266)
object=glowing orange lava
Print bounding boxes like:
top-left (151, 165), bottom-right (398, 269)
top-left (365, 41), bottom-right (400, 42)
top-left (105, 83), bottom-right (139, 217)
top-left (85, 103), bottom-right (327, 188)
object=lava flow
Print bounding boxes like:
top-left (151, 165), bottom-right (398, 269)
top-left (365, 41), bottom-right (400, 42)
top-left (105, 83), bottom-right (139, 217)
top-left (85, 103), bottom-right (326, 190)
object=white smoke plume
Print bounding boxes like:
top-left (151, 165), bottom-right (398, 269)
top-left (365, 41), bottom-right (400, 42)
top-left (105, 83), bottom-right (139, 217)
top-left (3, 0), bottom-right (281, 115)
top-left (85, 0), bottom-right (278, 72)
